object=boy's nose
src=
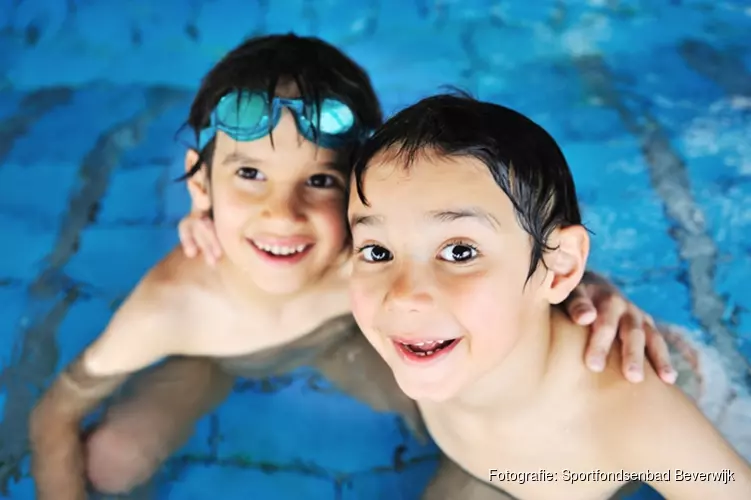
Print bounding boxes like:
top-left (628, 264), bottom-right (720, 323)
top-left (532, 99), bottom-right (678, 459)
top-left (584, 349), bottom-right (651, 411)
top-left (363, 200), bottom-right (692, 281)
top-left (261, 189), bottom-right (305, 225)
top-left (384, 264), bottom-right (435, 313)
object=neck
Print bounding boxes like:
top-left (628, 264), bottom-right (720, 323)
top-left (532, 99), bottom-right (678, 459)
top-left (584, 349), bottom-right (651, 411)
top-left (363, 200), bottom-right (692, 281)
top-left (212, 253), bottom-right (350, 314)
top-left (213, 258), bottom-right (298, 311)
top-left (447, 307), bottom-right (555, 417)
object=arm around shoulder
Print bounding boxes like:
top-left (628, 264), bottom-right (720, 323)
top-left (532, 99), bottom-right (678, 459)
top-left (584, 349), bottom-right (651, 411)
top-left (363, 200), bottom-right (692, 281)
top-left (614, 381), bottom-right (751, 499)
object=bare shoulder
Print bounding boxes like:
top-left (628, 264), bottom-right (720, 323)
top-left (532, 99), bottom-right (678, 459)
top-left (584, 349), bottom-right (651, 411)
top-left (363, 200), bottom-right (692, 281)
top-left (549, 312), bottom-right (751, 497)
top-left (599, 367), bottom-right (751, 498)
top-left (82, 248), bottom-right (208, 377)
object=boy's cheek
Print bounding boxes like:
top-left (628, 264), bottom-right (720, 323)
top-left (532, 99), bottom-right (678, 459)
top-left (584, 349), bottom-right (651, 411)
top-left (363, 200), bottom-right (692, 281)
top-left (316, 205), bottom-right (349, 240)
top-left (349, 283), bottom-right (374, 324)
top-left (350, 280), bottom-right (390, 337)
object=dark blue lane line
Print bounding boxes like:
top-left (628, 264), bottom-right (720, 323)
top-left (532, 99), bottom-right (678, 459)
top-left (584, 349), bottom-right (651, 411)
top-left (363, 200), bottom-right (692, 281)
top-left (0, 87), bottom-right (74, 168)
top-left (679, 39), bottom-right (751, 97)
top-left (0, 86), bottom-right (189, 492)
top-left (573, 54), bottom-right (750, 384)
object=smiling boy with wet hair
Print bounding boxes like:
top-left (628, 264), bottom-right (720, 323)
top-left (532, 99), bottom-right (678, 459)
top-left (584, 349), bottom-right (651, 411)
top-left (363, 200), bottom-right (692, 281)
top-left (348, 92), bottom-right (751, 499)
top-left (28, 32), bottom-right (402, 498)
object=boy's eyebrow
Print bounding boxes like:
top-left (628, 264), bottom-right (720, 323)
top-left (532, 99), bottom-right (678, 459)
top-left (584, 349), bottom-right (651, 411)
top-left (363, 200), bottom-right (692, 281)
top-left (350, 213), bottom-right (383, 227)
top-left (349, 207), bottom-right (500, 230)
top-left (222, 152), bottom-right (260, 165)
top-left (427, 207), bottom-right (501, 230)
top-left (319, 161), bottom-right (345, 173)
top-left (222, 153), bottom-right (340, 173)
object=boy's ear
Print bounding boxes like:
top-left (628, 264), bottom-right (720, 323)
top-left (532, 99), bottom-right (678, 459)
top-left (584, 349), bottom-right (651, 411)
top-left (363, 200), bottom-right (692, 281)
top-left (543, 225), bottom-right (590, 305)
top-left (185, 149), bottom-right (211, 213)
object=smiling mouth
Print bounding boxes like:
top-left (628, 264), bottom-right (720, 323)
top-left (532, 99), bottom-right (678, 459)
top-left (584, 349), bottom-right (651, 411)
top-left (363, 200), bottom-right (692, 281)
top-left (394, 338), bottom-right (460, 360)
top-left (251, 240), bottom-right (310, 256)
top-left (248, 239), bottom-right (315, 264)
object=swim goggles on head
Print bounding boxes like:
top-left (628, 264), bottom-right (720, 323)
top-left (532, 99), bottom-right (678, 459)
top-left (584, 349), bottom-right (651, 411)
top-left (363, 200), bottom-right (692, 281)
top-left (197, 90), bottom-right (368, 151)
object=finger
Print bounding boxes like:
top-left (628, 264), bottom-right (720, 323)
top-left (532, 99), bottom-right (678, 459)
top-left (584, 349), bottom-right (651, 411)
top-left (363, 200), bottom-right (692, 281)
top-left (198, 219), bottom-right (223, 259)
top-left (585, 296), bottom-right (626, 372)
top-left (618, 310), bottom-right (646, 383)
top-left (644, 317), bottom-right (677, 384)
top-left (564, 286), bottom-right (597, 325)
top-left (177, 222), bottom-right (198, 258)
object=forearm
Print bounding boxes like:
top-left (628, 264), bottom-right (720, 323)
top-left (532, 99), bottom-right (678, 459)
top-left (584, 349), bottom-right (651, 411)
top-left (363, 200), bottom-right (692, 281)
top-left (29, 357), bottom-right (127, 499)
top-left (29, 412), bottom-right (87, 500)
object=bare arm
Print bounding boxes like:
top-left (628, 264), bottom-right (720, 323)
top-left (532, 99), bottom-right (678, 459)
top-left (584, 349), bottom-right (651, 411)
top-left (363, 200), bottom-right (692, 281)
top-left (614, 381), bottom-right (751, 499)
top-left (28, 285), bottom-right (179, 500)
top-left (29, 356), bottom-right (127, 499)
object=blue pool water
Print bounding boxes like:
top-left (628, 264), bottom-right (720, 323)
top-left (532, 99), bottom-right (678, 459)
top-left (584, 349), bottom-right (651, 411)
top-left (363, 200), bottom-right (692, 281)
top-left (0, 1), bottom-right (749, 498)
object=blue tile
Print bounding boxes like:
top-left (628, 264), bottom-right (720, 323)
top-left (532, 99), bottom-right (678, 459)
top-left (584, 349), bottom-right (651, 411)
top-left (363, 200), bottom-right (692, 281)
top-left (3, 87), bottom-right (147, 167)
top-left (53, 296), bottom-right (115, 371)
top-left (119, 98), bottom-right (190, 168)
top-left (193, 0), bottom-right (276, 49)
top-left (584, 203), bottom-right (681, 283)
top-left (682, 159), bottom-right (751, 258)
top-left (64, 226), bottom-right (177, 297)
top-left (0, 285), bottom-right (29, 369)
top-left (392, 423), bottom-right (439, 465)
top-left (0, 90), bottom-right (22, 119)
top-left (565, 137), bottom-right (655, 202)
top-left (3, 475), bottom-right (35, 500)
top-left (0, 390), bottom-right (5, 424)
top-left (173, 412), bottom-right (216, 458)
top-left (716, 259), bottom-right (751, 313)
top-left (163, 464), bottom-right (336, 499)
top-left (558, 137), bottom-right (685, 283)
top-left (0, 162), bottom-right (80, 223)
top-left (6, 0), bottom-right (69, 47)
top-left (215, 372), bottom-right (414, 473)
top-left (620, 277), bottom-right (698, 331)
top-left (164, 178), bottom-right (192, 223)
top-left (98, 165), bottom-right (165, 224)
top-left (0, 213), bottom-right (57, 281)
top-left (341, 461), bottom-right (438, 500)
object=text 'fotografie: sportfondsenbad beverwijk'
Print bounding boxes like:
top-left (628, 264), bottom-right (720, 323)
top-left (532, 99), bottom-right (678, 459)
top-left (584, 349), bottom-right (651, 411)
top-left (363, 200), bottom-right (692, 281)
top-left (488, 469), bottom-right (736, 485)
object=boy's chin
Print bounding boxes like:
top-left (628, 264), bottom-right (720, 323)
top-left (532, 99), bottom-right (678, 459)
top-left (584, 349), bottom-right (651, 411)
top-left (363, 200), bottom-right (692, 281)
top-left (394, 374), bottom-right (462, 404)
top-left (243, 260), bottom-right (324, 294)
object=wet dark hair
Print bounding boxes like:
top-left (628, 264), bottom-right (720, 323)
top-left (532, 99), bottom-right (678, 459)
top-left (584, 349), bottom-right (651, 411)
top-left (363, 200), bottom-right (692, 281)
top-left (181, 33), bottom-right (382, 179)
top-left (352, 91), bottom-right (583, 282)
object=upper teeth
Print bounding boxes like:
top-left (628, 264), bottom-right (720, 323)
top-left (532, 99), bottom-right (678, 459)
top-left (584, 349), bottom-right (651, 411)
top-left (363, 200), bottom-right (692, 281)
top-left (400, 339), bottom-right (455, 357)
top-left (406, 340), bottom-right (450, 348)
top-left (254, 242), bottom-right (308, 255)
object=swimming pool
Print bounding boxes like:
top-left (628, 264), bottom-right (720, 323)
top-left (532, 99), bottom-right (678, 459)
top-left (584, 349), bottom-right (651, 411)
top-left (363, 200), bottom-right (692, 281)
top-left (0, 0), bottom-right (749, 498)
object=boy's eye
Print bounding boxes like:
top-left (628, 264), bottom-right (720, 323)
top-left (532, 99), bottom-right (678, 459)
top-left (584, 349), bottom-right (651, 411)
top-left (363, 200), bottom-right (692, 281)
top-left (359, 244), bottom-right (392, 263)
top-left (236, 167), bottom-right (266, 180)
top-left (307, 174), bottom-right (338, 189)
top-left (438, 243), bottom-right (477, 263)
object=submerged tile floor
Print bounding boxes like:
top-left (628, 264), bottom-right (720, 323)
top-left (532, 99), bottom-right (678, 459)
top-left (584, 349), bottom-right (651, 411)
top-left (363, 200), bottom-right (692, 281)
top-left (0, 0), bottom-right (749, 498)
